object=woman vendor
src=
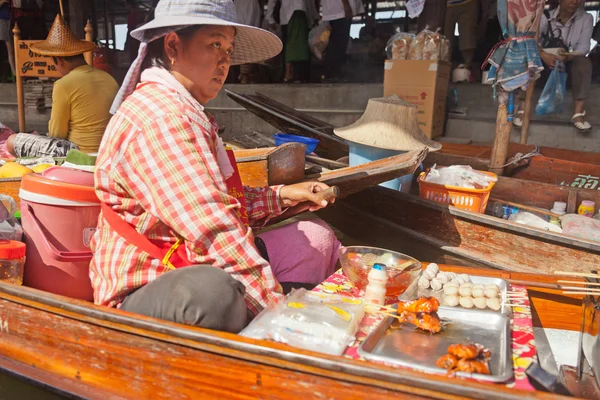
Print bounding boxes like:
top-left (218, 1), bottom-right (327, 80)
top-left (90, 0), bottom-right (341, 333)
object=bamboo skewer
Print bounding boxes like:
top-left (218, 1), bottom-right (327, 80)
top-left (562, 291), bottom-right (600, 296)
top-left (554, 271), bottom-right (600, 279)
top-left (560, 286), bottom-right (600, 292)
top-left (557, 280), bottom-right (600, 286)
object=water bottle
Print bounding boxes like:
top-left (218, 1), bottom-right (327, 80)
top-left (364, 263), bottom-right (388, 306)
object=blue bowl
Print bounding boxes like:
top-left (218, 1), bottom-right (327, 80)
top-left (274, 133), bottom-right (319, 155)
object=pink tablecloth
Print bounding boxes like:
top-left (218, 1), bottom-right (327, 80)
top-left (313, 270), bottom-right (537, 391)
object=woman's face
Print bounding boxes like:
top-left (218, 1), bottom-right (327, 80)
top-left (165, 25), bottom-right (235, 105)
top-left (560, 0), bottom-right (581, 15)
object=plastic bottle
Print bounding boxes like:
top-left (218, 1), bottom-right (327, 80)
top-left (364, 263), bottom-right (388, 306)
top-left (578, 200), bottom-right (595, 217)
top-left (549, 201), bottom-right (566, 226)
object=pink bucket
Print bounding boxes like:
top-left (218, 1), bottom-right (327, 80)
top-left (19, 169), bottom-right (99, 300)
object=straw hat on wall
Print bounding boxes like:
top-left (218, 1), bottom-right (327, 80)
top-left (29, 14), bottom-right (95, 57)
top-left (334, 95), bottom-right (442, 152)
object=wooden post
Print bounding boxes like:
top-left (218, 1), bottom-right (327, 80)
top-left (520, 85), bottom-right (535, 143)
top-left (417, 0), bottom-right (448, 34)
top-left (489, 100), bottom-right (513, 175)
top-left (69, 0), bottom-right (87, 40)
top-left (12, 23), bottom-right (25, 133)
top-left (84, 20), bottom-right (94, 66)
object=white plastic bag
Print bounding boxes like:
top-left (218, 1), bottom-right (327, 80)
top-left (425, 165), bottom-right (497, 189)
top-left (309, 21), bottom-right (331, 60)
top-left (561, 214), bottom-right (600, 242)
top-left (241, 289), bottom-right (365, 356)
top-left (508, 211), bottom-right (562, 233)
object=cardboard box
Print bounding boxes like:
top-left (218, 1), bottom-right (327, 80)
top-left (383, 60), bottom-right (451, 139)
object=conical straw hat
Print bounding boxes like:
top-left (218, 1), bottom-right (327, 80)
top-left (29, 15), bottom-right (95, 57)
top-left (334, 95), bottom-right (442, 152)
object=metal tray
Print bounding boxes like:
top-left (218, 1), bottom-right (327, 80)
top-left (399, 275), bottom-right (512, 315)
top-left (358, 307), bottom-right (513, 383)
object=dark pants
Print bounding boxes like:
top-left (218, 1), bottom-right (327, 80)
top-left (323, 18), bottom-right (351, 79)
top-left (519, 56), bottom-right (592, 103)
top-left (567, 56), bottom-right (592, 101)
top-left (120, 266), bottom-right (248, 333)
top-left (282, 24), bottom-right (311, 82)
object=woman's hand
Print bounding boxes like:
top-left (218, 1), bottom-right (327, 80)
top-left (540, 51), bottom-right (565, 69)
top-left (279, 181), bottom-right (335, 211)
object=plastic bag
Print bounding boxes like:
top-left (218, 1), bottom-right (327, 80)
top-left (386, 31), bottom-right (415, 60)
top-left (0, 196), bottom-right (22, 241)
top-left (425, 165), bottom-right (497, 189)
top-left (535, 61), bottom-right (567, 115)
top-left (409, 31), bottom-right (425, 60)
top-left (422, 30), bottom-right (442, 60)
top-left (309, 21), bottom-right (331, 60)
top-left (508, 211), bottom-right (562, 233)
top-left (561, 214), bottom-right (600, 242)
top-left (241, 289), bottom-right (365, 356)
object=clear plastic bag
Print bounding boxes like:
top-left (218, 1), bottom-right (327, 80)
top-left (409, 31), bottom-right (425, 60)
top-left (386, 31), bottom-right (415, 60)
top-left (425, 165), bottom-right (497, 189)
top-left (241, 289), bottom-right (365, 356)
top-left (508, 211), bottom-right (562, 233)
top-left (0, 196), bottom-right (22, 241)
top-left (308, 21), bottom-right (331, 60)
top-left (535, 61), bottom-right (567, 115)
top-left (408, 29), bottom-right (447, 60)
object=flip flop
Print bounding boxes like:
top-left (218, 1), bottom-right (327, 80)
top-left (572, 112), bottom-right (592, 132)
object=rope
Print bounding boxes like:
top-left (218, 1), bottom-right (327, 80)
top-left (488, 145), bottom-right (541, 168)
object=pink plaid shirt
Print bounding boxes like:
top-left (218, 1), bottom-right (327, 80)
top-left (90, 67), bottom-right (284, 315)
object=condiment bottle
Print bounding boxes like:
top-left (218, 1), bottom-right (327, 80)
top-left (364, 263), bottom-right (388, 306)
top-left (549, 201), bottom-right (566, 226)
top-left (578, 200), bottom-right (595, 217)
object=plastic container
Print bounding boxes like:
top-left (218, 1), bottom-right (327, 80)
top-left (364, 263), bottom-right (388, 306)
top-left (349, 142), bottom-right (414, 192)
top-left (338, 246), bottom-right (422, 297)
top-left (273, 133), bottom-right (319, 155)
top-left (0, 240), bottom-right (26, 285)
top-left (551, 201), bottom-right (567, 215)
top-left (578, 200), bottom-right (595, 217)
top-left (19, 169), bottom-right (99, 300)
top-left (417, 170), bottom-right (497, 213)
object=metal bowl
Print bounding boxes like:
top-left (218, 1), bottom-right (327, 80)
top-left (339, 246), bottom-right (422, 296)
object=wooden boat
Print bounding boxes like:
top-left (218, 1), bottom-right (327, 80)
top-left (0, 258), bottom-right (591, 398)
top-left (225, 89), bottom-right (600, 189)
top-left (233, 141), bottom-right (600, 274)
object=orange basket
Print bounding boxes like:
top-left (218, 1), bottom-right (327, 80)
top-left (417, 170), bottom-right (497, 213)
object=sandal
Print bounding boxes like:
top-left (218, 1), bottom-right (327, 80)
top-left (513, 110), bottom-right (524, 127)
top-left (572, 112), bottom-right (592, 132)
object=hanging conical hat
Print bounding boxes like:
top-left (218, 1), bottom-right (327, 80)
top-left (29, 15), bottom-right (95, 57)
top-left (334, 95), bottom-right (442, 152)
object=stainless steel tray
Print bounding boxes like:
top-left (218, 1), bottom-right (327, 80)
top-left (399, 275), bottom-right (512, 315)
top-left (358, 307), bottom-right (513, 383)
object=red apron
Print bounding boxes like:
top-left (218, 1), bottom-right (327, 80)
top-left (101, 149), bottom-right (249, 270)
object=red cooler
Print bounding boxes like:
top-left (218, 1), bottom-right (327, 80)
top-left (19, 167), bottom-right (99, 300)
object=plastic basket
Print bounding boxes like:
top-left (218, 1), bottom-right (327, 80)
top-left (417, 170), bottom-right (497, 213)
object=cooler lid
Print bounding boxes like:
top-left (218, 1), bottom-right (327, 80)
top-left (20, 170), bottom-right (99, 204)
top-left (42, 166), bottom-right (95, 187)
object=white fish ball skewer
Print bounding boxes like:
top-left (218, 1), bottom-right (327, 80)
top-left (459, 296), bottom-right (474, 309)
top-left (473, 297), bottom-right (487, 309)
top-left (418, 276), bottom-right (430, 290)
top-left (472, 287), bottom-right (485, 298)
top-left (444, 295), bottom-right (459, 307)
top-left (486, 297), bottom-right (501, 311)
top-left (430, 278), bottom-right (443, 291)
top-left (458, 285), bottom-right (472, 297)
top-left (444, 285), bottom-right (459, 296)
